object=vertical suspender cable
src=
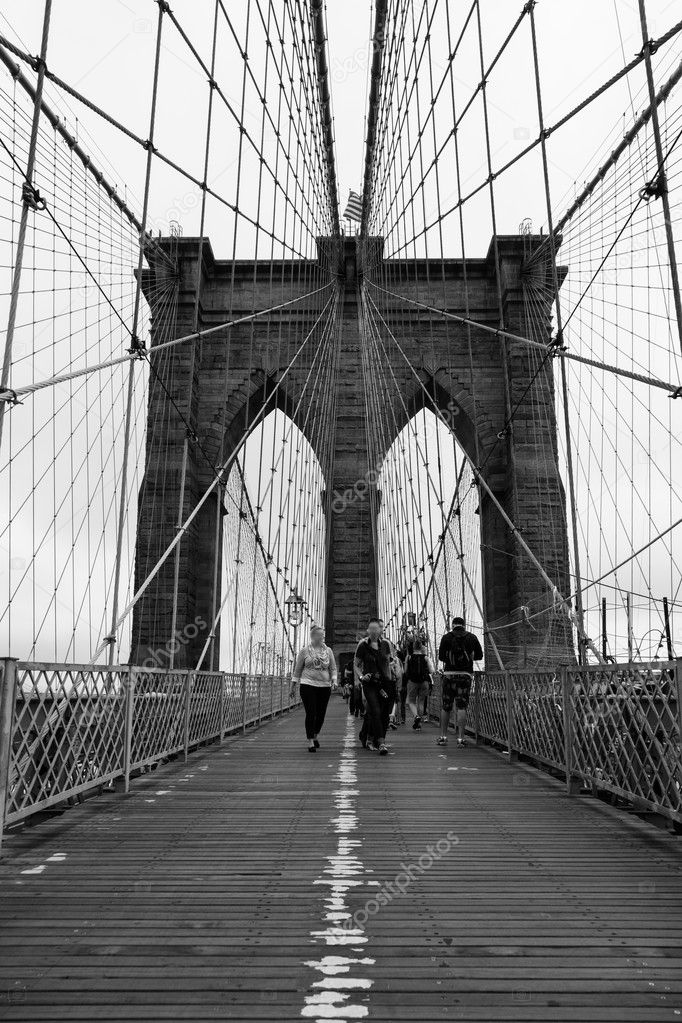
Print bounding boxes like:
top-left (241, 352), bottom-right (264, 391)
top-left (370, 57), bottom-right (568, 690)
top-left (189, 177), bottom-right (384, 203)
top-left (528, 3), bottom-right (587, 663)
top-left (637, 0), bottom-right (682, 357)
top-left (107, 1), bottom-right (165, 664)
top-left (0, 0), bottom-right (52, 453)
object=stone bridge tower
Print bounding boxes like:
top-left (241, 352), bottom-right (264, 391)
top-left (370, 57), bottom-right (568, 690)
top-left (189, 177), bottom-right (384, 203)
top-left (132, 233), bottom-right (574, 670)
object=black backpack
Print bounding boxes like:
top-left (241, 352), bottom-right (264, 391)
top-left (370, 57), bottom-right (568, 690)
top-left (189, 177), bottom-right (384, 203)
top-left (408, 653), bottom-right (430, 683)
top-left (444, 633), bottom-right (473, 673)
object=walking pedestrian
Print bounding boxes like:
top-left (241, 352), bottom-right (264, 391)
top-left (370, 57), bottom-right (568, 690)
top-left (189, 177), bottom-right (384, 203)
top-left (343, 662), bottom-right (354, 709)
top-left (388, 648), bottom-right (403, 730)
top-left (436, 616), bottom-right (483, 746)
top-left (404, 639), bottom-right (435, 730)
top-left (397, 645), bottom-right (409, 724)
top-left (290, 624), bottom-right (338, 752)
top-left (354, 617), bottom-right (395, 755)
top-left (348, 659), bottom-right (364, 718)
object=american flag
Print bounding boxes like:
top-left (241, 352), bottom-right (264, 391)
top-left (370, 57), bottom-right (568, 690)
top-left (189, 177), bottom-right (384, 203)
top-left (343, 190), bottom-right (363, 222)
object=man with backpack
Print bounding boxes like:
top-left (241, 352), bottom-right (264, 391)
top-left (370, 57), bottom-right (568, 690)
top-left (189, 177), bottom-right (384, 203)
top-left (437, 616), bottom-right (483, 747)
top-left (404, 639), bottom-right (435, 731)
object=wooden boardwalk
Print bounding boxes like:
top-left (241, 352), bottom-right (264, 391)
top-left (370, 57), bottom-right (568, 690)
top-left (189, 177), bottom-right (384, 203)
top-left (1, 696), bottom-right (681, 1021)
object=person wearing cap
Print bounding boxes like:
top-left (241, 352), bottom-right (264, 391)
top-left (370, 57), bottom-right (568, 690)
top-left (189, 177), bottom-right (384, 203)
top-left (436, 616), bottom-right (483, 747)
top-left (290, 624), bottom-right (338, 752)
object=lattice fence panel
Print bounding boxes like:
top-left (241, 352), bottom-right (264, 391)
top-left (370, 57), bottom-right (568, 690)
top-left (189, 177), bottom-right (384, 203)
top-left (188, 673), bottom-right (223, 746)
top-left (510, 672), bottom-right (564, 769)
top-left (568, 663), bottom-right (682, 818)
top-left (7, 664), bottom-right (126, 820)
top-left (476, 672), bottom-right (508, 745)
top-left (130, 669), bottom-right (186, 769)
top-left (223, 673), bottom-right (245, 732)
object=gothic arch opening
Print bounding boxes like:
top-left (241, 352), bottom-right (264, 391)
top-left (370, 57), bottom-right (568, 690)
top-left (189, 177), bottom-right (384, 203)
top-left (218, 408), bottom-right (328, 673)
top-left (375, 407), bottom-right (483, 663)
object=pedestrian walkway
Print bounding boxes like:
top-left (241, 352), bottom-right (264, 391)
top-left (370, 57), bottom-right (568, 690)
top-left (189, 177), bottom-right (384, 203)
top-left (1, 697), bottom-right (681, 1021)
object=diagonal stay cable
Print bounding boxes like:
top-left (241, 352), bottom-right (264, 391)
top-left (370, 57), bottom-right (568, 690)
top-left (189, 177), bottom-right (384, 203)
top-left (0, 284), bottom-right (334, 401)
top-left (88, 291), bottom-right (336, 663)
top-left (363, 286), bottom-right (605, 661)
top-left (364, 282), bottom-right (682, 397)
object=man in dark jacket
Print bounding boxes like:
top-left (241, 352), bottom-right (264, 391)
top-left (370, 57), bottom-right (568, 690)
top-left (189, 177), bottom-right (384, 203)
top-left (437, 616), bottom-right (483, 747)
top-left (354, 617), bottom-right (394, 755)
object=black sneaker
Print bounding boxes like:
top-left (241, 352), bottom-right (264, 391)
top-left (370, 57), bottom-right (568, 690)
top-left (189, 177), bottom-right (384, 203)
top-left (436, 735), bottom-right (448, 746)
top-left (378, 743), bottom-right (389, 755)
top-left (412, 716), bottom-right (421, 730)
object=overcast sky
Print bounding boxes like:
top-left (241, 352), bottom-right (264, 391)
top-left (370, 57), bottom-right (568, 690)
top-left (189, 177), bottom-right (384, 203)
top-left (1, 1), bottom-right (681, 664)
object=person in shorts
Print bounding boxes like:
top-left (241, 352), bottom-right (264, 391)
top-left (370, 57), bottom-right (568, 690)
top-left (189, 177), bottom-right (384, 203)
top-left (404, 639), bottom-right (434, 731)
top-left (437, 616), bottom-right (483, 747)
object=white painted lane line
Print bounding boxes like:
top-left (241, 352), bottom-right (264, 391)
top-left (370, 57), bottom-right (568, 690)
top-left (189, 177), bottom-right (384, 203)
top-left (302, 715), bottom-right (374, 1019)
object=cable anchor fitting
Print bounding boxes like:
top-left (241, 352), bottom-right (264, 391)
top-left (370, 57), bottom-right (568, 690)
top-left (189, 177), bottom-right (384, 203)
top-left (639, 172), bottom-right (666, 202)
top-left (669, 386), bottom-right (682, 400)
top-left (22, 181), bottom-right (46, 211)
top-left (637, 37), bottom-right (659, 58)
top-left (127, 334), bottom-right (146, 358)
top-left (0, 388), bottom-right (22, 407)
top-left (548, 330), bottom-right (566, 353)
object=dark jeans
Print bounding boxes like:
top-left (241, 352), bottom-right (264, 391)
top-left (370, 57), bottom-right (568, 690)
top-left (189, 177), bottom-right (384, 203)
top-left (300, 684), bottom-right (331, 740)
top-left (359, 680), bottom-right (394, 745)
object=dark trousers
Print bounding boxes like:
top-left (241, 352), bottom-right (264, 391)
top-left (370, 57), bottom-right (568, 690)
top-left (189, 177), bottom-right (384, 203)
top-left (300, 684), bottom-right (331, 740)
top-left (399, 684), bottom-right (407, 722)
top-left (359, 681), bottom-right (393, 745)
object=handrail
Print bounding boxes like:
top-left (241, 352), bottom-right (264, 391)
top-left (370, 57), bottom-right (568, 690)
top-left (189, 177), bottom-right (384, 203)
top-left (0, 660), bottom-right (300, 851)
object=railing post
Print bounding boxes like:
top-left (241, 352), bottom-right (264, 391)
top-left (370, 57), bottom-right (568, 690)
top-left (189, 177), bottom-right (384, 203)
top-left (270, 674), bottom-right (274, 719)
top-left (675, 659), bottom-right (682, 784)
top-left (505, 671), bottom-right (517, 761)
top-left (561, 664), bottom-right (577, 795)
top-left (123, 666), bottom-right (136, 794)
top-left (0, 658), bottom-right (18, 854)
top-left (474, 672), bottom-right (481, 744)
top-left (219, 672), bottom-right (226, 744)
top-left (258, 675), bottom-right (262, 723)
top-left (241, 673), bottom-right (247, 733)
top-left (280, 675), bottom-right (284, 715)
top-left (183, 670), bottom-right (192, 762)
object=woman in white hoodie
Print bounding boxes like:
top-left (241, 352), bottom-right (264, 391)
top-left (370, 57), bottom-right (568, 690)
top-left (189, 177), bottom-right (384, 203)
top-left (289, 624), bottom-right (338, 752)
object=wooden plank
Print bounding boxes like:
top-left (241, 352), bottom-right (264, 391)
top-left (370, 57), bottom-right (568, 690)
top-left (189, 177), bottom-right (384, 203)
top-left (0, 699), bottom-right (681, 1021)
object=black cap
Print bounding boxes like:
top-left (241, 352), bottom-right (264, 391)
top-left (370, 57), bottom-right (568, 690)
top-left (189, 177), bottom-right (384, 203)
top-left (452, 616), bottom-right (465, 628)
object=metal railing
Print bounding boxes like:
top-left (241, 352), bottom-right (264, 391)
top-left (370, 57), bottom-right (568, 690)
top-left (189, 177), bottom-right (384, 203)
top-left (428, 660), bottom-right (682, 825)
top-left (0, 659), bottom-right (298, 849)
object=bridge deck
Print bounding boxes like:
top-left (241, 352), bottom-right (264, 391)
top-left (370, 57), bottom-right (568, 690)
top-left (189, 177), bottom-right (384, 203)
top-left (1, 698), bottom-right (681, 1021)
